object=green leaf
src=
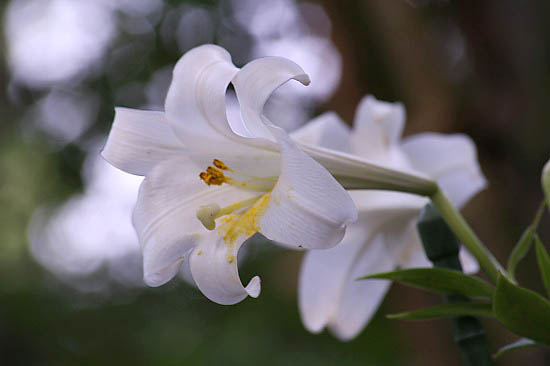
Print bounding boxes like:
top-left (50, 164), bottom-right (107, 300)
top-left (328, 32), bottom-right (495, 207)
top-left (507, 201), bottom-right (545, 280)
top-left (534, 235), bottom-right (550, 298)
top-left (493, 275), bottom-right (550, 344)
top-left (387, 302), bottom-right (494, 321)
top-left (358, 268), bottom-right (494, 298)
top-left (507, 226), bottom-right (534, 279)
top-left (493, 338), bottom-right (540, 359)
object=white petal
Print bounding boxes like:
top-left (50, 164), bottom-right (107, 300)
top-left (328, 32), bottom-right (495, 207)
top-left (290, 112), bottom-right (352, 153)
top-left (101, 108), bottom-right (184, 176)
top-left (232, 56), bottom-right (310, 143)
top-left (133, 158), bottom-right (257, 287)
top-left (189, 232), bottom-right (261, 305)
top-left (299, 193), bottom-right (422, 339)
top-left (400, 133), bottom-right (487, 208)
top-left (459, 247), bottom-right (479, 274)
top-left (164, 44), bottom-right (243, 153)
top-left (390, 224), bottom-right (479, 274)
top-left (259, 131), bottom-right (357, 249)
top-left (350, 95), bottom-right (405, 159)
top-left (298, 223), bottom-right (370, 333)
top-left (328, 236), bottom-right (395, 341)
top-left (385, 222), bottom-right (432, 269)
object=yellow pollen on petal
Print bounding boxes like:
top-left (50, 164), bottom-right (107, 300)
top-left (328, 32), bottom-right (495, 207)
top-left (217, 193), bottom-right (271, 262)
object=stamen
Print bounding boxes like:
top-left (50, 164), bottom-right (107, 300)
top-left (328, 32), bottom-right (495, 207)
top-left (213, 159), bottom-right (229, 170)
top-left (199, 159), bottom-right (277, 192)
top-left (196, 196), bottom-right (262, 230)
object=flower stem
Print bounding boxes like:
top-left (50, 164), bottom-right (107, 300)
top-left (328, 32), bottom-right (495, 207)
top-left (430, 189), bottom-right (504, 283)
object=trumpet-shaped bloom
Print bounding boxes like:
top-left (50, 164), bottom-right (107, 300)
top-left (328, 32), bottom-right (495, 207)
top-left (102, 44), bottom-right (358, 305)
top-left (295, 95), bottom-right (486, 340)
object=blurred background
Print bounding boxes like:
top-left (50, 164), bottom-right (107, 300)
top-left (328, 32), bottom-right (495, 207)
top-left (1, 0), bottom-right (549, 365)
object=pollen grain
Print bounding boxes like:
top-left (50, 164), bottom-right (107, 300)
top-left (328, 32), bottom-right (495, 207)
top-left (217, 193), bottom-right (271, 256)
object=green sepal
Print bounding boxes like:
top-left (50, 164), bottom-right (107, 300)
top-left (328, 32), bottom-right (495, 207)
top-left (493, 274), bottom-right (550, 344)
top-left (534, 235), bottom-right (550, 298)
top-left (493, 338), bottom-right (541, 359)
top-left (387, 302), bottom-right (494, 321)
top-left (358, 268), bottom-right (494, 298)
top-left (507, 226), bottom-right (534, 279)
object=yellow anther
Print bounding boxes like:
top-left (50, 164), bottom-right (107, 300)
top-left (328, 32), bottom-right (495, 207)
top-left (213, 159), bottom-right (229, 170)
top-left (199, 166), bottom-right (227, 186)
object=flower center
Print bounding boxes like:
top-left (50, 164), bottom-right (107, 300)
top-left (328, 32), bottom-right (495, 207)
top-left (196, 160), bottom-right (276, 258)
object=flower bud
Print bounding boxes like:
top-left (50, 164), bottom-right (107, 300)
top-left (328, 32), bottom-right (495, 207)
top-left (541, 159), bottom-right (550, 207)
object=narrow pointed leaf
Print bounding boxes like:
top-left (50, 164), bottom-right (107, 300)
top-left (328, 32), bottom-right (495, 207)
top-left (507, 226), bottom-right (534, 279)
top-left (358, 268), bottom-right (494, 298)
top-left (534, 235), bottom-right (550, 298)
top-left (493, 275), bottom-right (550, 344)
top-left (493, 338), bottom-right (540, 359)
top-left (387, 302), bottom-right (494, 321)
top-left (508, 201), bottom-right (545, 280)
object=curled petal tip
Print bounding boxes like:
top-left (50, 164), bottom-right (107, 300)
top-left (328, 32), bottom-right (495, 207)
top-left (245, 276), bottom-right (262, 298)
top-left (297, 73), bottom-right (311, 86)
top-left (144, 273), bottom-right (167, 287)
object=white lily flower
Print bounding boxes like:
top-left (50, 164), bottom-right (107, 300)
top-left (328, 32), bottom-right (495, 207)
top-left (101, 44), bottom-right (359, 305)
top-left (295, 95), bottom-right (487, 340)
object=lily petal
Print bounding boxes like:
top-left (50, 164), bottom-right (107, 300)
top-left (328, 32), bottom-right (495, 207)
top-left (298, 223), bottom-right (370, 334)
top-left (290, 112), bottom-right (352, 153)
top-left (392, 224), bottom-right (432, 269)
top-left (133, 158), bottom-right (258, 287)
top-left (259, 131), bottom-right (358, 249)
top-left (232, 56), bottom-right (310, 143)
top-left (394, 224), bottom-right (479, 274)
top-left (350, 95), bottom-right (405, 159)
top-left (328, 236), bottom-right (395, 341)
top-left (459, 247), bottom-right (480, 274)
top-left (189, 232), bottom-right (261, 305)
top-left (299, 225), bottom-right (395, 340)
top-left (401, 133), bottom-right (487, 208)
top-left (164, 44), bottom-right (242, 153)
top-left (101, 108), bottom-right (184, 176)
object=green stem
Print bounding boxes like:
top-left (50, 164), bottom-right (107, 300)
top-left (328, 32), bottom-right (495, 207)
top-left (531, 199), bottom-right (546, 230)
top-left (430, 189), bottom-right (504, 284)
